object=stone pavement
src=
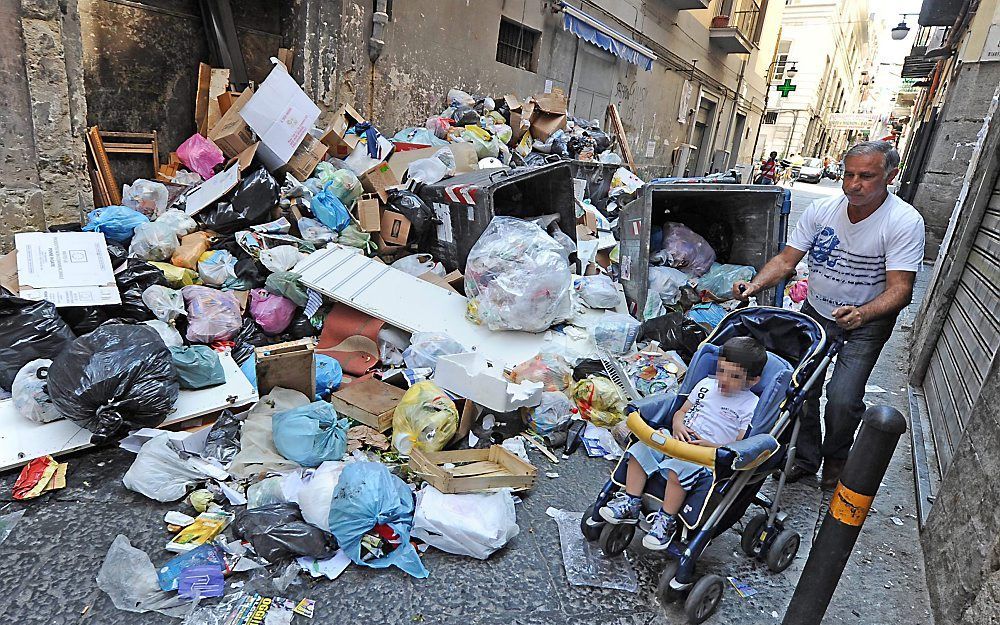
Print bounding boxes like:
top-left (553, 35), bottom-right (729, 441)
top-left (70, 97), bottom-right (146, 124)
top-left (0, 183), bottom-right (935, 625)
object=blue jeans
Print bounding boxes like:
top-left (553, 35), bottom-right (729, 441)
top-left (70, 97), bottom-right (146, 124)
top-left (796, 302), bottom-right (896, 472)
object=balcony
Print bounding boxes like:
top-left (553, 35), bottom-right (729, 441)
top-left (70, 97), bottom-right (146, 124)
top-left (661, 0), bottom-right (710, 9)
top-left (709, 0), bottom-right (760, 55)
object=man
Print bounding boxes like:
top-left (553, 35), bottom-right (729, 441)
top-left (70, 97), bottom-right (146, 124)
top-left (732, 141), bottom-right (925, 489)
top-left (756, 151), bottom-right (779, 185)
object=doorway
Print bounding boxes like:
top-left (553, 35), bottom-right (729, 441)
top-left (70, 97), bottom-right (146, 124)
top-left (571, 45), bottom-right (616, 122)
top-left (687, 96), bottom-right (717, 175)
top-left (729, 112), bottom-right (747, 169)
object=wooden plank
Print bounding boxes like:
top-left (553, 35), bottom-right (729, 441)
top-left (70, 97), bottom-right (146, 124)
top-left (86, 126), bottom-right (121, 206)
top-left (448, 461), bottom-right (505, 477)
top-left (408, 446), bottom-right (537, 493)
top-left (606, 103), bottom-right (636, 171)
top-left (329, 377), bottom-right (403, 432)
top-left (206, 68), bottom-right (231, 134)
top-left (254, 339), bottom-right (316, 399)
top-left (195, 62), bottom-right (212, 136)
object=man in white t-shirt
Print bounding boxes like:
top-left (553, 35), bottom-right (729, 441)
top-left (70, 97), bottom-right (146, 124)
top-left (731, 141), bottom-right (925, 489)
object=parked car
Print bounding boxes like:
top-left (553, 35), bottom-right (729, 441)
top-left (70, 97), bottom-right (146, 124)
top-left (797, 158), bottom-right (824, 183)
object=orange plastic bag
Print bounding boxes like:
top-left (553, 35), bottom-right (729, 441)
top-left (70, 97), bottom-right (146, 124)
top-left (172, 232), bottom-right (212, 269)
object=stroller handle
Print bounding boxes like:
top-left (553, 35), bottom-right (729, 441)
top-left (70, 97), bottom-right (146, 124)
top-left (626, 412), bottom-right (716, 469)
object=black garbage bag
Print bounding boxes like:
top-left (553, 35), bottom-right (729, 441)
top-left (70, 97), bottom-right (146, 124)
top-left (231, 317), bottom-right (268, 365)
top-left (202, 409), bottom-right (244, 465)
top-left (233, 257), bottom-right (267, 289)
top-left (639, 312), bottom-right (708, 363)
top-left (285, 312), bottom-right (319, 339)
top-left (589, 130), bottom-right (612, 154)
top-left (47, 324), bottom-right (180, 444)
top-left (573, 358), bottom-right (608, 382)
top-left (198, 167), bottom-right (279, 235)
top-left (450, 105), bottom-right (479, 126)
top-left (106, 241), bottom-right (128, 269)
top-left (386, 188), bottom-right (436, 247)
top-left (233, 503), bottom-right (337, 562)
top-left (116, 259), bottom-right (169, 320)
top-left (0, 296), bottom-right (76, 391)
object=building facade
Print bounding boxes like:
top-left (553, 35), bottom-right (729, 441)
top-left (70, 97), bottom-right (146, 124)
top-left (897, 0), bottom-right (1000, 260)
top-left (756, 0), bottom-right (876, 161)
top-left (0, 0), bottom-right (786, 249)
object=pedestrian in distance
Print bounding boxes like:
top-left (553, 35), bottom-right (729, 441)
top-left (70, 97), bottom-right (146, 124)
top-left (755, 150), bottom-right (780, 185)
top-left (731, 140), bottom-right (925, 489)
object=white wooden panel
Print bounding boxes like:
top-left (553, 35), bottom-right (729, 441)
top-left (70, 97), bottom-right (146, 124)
top-left (0, 353), bottom-right (257, 471)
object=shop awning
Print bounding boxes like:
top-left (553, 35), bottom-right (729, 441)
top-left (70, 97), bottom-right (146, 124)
top-left (559, 2), bottom-right (657, 71)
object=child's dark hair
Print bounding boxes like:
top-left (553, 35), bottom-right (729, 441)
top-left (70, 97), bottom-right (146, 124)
top-left (721, 336), bottom-right (767, 378)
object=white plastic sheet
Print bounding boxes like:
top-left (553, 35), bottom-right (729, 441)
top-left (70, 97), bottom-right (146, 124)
top-left (547, 507), bottom-right (638, 592)
top-left (411, 486), bottom-right (519, 560)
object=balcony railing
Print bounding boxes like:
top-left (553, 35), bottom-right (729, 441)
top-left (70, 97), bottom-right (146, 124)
top-left (716, 0), bottom-right (761, 44)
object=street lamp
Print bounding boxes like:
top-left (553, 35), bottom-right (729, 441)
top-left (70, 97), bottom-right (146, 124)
top-left (787, 63), bottom-right (798, 78)
top-left (891, 14), bottom-right (917, 40)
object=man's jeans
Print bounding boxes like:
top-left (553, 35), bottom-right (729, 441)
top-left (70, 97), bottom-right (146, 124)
top-left (796, 303), bottom-right (896, 473)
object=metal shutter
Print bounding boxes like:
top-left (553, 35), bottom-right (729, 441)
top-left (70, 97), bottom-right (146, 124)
top-left (923, 190), bottom-right (1000, 470)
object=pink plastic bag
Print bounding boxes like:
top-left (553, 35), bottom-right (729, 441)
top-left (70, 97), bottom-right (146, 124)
top-left (249, 288), bottom-right (297, 335)
top-left (789, 279), bottom-right (809, 303)
top-left (176, 134), bottom-right (224, 180)
top-left (181, 286), bottom-right (242, 343)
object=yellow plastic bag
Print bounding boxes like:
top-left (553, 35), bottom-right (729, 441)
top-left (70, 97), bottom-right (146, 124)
top-left (571, 377), bottom-right (626, 428)
top-left (391, 381), bottom-right (459, 455)
top-left (150, 262), bottom-right (201, 287)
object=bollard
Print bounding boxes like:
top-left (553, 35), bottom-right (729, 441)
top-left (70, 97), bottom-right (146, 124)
top-left (781, 405), bottom-right (907, 625)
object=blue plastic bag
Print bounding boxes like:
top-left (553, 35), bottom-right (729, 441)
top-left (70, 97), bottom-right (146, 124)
top-left (83, 206), bottom-right (150, 242)
top-left (327, 462), bottom-right (428, 578)
top-left (239, 353), bottom-right (257, 390)
top-left (314, 354), bottom-right (343, 400)
top-left (311, 183), bottom-right (352, 232)
top-left (272, 401), bottom-right (349, 467)
top-left (686, 302), bottom-right (727, 329)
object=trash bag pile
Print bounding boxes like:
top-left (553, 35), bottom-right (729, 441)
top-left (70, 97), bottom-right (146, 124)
top-left (0, 62), bottom-right (792, 616)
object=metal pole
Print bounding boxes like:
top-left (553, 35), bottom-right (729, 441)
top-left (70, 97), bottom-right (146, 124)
top-left (781, 405), bottom-right (907, 625)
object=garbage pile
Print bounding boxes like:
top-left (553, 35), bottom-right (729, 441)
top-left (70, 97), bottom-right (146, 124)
top-left (0, 59), bottom-right (778, 618)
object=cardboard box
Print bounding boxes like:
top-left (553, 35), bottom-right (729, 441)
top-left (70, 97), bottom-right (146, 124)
top-left (254, 339), bottom-right (315, 399)
top-left (277, 134), bottom-right (327, 181)
top-left (360, 161), bottom-right (399, 202)
top-left (433, 352), bottom-right (544, 413)
top-left (408, 446), bottom-right (537, 494)
top-left (418, 271), bottom-right (459, 294)
top-left (354, 194), bottom-right (382, 232)
top-left (208, 87), bottom-right (256, 159)
top-left (386, 143), bottom-right (479, 183)
top-left (329, 378), bottom-right (404, 432)
top-left (15, 232), bottom-right (121, 307)
top-left (578, 208), bottom-right (598, 235)
top-left (320, 103), bottom-right (366, 159)
top-left (380, 210), bottom-right (411, 246)
top-left (529, 88), bottom-right (568, 142)
top-left (240, 64), bottom-right (320, 171)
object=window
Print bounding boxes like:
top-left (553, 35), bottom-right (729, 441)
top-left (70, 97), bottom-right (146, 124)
top-left (773, 40), bottom-right (791, 82)
top-left (496, 18), bottom-right (538, 72)
top-left (763, 111), bottom-right (778, 124)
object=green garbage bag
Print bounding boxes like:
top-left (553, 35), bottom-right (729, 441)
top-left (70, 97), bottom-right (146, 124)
top-left (169, 345), bottom-right (226, 390)
top-left (265, 271), bottom-right (308, 306)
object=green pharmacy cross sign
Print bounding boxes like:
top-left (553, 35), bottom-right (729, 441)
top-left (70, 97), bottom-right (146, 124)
top-left (776, 79), bottom-right (797, 98)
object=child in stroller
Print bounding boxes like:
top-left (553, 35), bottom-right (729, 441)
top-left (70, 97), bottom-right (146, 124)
top-left (595, 337), bottom-right (767, 551)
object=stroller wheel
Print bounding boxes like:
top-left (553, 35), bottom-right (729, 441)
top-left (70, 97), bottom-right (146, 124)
top-left (740, 513), bottom-right (769, 558)
top-left (684, 574), bottom-right (724, 624)
top-left (656, 560), bottom-right (681, 604)
top-left (598, 522), bottom-right (634, 557)
top-left (766, 529), bottom-right (800, 572)
top-left (581, 505), bottom-right (603, 542)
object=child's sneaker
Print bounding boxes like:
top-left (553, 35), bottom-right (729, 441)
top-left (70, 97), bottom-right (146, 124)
top-left (599, 492), bottom-right (642, 525)
top-left (642, 511), bottom-right (677, 550)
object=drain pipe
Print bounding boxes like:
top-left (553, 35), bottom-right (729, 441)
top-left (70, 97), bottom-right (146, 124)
top-left (368, 0), bottom-right (388, 116)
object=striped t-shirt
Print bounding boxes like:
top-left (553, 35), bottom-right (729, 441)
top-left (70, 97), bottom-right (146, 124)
top-left (787, 192), bottom-right (924, 320)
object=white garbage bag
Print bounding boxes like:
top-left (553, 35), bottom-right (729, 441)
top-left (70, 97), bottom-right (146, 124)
top-left (411, 486), bottom-right (519, 560)
top-left (11, 359), bottom-right (61, 423)
top-left (122, 434), bottom-right (228, 502)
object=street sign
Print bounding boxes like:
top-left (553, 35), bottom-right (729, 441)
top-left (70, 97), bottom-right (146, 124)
top-left (982, 23), bottom-right (1000, 62)
top-left (827, 113), bottom-right (878, 131)
top-left (776, 79), bottom-right (797, 97)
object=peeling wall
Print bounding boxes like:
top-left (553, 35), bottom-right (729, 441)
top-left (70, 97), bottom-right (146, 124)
top-left (299, 0), bottom-right (781, 179)
top-left (0, 0), bottom-right (92, 253)
top-left (78, 0), bottom-right (284, 183)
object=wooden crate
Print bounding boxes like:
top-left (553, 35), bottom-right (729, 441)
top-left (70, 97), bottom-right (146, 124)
top-left (254, 339), bottom-right (315, 399)
top-left (329, 378), bottom-right (403, 432)
top-left (409, 446), bottom-right (537, 494)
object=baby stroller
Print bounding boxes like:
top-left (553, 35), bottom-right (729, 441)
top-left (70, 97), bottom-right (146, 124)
top-left (581, 307), bottom-right (838, 624)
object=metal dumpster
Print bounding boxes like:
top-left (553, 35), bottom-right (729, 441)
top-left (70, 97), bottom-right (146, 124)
top-left (417, 162), bottom-right (577, 272)
top-left (618, 183), bottom-right (790, 319)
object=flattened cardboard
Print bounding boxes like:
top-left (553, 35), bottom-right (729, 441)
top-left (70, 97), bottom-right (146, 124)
top-left (0, 251), bottom-right (19, 295)
top-left (15, 232), bottom-right (120, 307)
top-left (354, 194), bottom-right (382, 232)
top-left (277, 134), bottom-right (327, 181)
top-left (320, 103), bottom-right (365, 159)
top-left (240, 64), bottom-right (320, 170)
top-left (386, 143), bottom-right (478, 183)
top-left (417, 271), bottom-right (459, 294)
top-left (208, 87), bottom-right (256, 159)
top-left (380, 211), bottom-right (411, 246)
